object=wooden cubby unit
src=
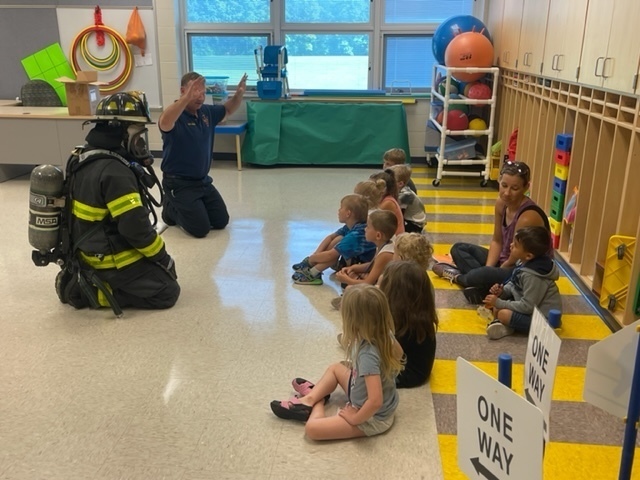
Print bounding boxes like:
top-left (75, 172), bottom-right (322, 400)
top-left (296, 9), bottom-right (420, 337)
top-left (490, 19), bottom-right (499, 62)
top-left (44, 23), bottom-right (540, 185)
top-left (496, 70), bottom-right (640, 326)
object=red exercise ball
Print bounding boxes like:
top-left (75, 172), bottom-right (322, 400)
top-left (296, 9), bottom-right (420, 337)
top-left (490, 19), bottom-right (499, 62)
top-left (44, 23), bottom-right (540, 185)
top-left (437, 110), bottom-right (469, 131)
top-left (468, 82), bottom-right (492, 100)
top-left (444, 31), bottom-right (494, 82)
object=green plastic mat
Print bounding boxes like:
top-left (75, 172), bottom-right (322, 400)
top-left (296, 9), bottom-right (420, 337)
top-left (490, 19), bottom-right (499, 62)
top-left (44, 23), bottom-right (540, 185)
top-left (21, 43), bottom-right (75, 106)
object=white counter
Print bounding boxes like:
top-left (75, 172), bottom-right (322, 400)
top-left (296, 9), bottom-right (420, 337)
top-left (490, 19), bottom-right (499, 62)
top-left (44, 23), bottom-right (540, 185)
top-left (0, 102), bottom-right (92, 181)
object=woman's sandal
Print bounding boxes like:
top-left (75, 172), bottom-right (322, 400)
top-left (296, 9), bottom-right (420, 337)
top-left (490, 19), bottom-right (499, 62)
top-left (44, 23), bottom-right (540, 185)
top-left (270, 396), bottom-right (312, 422)
top-left (292, 377), bottom-right (330, 403)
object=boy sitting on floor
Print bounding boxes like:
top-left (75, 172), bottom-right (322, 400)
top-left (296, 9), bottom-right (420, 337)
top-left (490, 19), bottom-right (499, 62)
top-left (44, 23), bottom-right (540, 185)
top-left (483, 226), bottom-right (562, 340)
top-left (292, 194), bottom-right (376, 286)
top-left (382, 148), bottom-right (417, 194)
top-left (388, 164), bottom-right (426, 233)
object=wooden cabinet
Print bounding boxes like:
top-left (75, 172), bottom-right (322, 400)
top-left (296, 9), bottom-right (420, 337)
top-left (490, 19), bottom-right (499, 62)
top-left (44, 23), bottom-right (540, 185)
top-left (516, 0), bottom-right (550, 74)
top-left (579, 0), bottom-right (640, 94)
top-left (541, 0), bottom-right (588, 81)
top-left (496, 71), bottom-right (640, 326)
top-left (496, 0), bottom-right (523, 69)
top-left (486, 0), bottom-right (505, 66)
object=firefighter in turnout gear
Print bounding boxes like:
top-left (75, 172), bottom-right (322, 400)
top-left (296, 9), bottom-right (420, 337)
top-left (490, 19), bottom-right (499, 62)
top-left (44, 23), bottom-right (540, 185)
top-left (54, 92), bottom-right (180, 312)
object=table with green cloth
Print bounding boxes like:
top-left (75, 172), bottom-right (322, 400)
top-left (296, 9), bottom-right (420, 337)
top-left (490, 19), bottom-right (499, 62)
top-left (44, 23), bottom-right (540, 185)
top-left (241, 101), bottom-right (410, 166)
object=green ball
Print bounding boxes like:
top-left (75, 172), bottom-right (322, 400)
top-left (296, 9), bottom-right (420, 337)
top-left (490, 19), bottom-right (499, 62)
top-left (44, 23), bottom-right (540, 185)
top-left (438, 78), bottom-right (460, 95)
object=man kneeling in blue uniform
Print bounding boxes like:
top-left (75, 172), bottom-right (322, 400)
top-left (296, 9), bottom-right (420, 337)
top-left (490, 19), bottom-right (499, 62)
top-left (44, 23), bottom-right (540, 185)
top-left (159, 72), bottom-right (247, 238)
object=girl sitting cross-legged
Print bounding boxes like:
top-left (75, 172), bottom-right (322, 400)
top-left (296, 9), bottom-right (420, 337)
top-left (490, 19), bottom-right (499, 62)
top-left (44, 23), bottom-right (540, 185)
top-left (269, 284), bottom-right (404, 441)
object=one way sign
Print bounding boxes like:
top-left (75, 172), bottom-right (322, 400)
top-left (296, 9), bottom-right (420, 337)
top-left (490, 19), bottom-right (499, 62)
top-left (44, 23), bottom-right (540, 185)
top-left (457, 358), bottom-right (543, 480)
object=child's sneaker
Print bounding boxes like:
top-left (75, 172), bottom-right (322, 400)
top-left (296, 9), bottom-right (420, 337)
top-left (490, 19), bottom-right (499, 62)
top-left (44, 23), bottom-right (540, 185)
top-left (476, 306), bottom-right (494, 324)
top-left (463, 287), bottom-right (484, 304)
top-left (330, 256), bottom-right (347, 272)
top-left (292, 268), bottom-right (323, 285)
top-left (486, 320), bottom-right (515, 340)
top-left (292, 257), bottom-right (311, 272)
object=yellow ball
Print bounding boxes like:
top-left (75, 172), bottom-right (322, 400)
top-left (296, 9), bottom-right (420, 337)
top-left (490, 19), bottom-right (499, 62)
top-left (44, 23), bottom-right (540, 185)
top-left (469, 118), bottom-right (487, 130)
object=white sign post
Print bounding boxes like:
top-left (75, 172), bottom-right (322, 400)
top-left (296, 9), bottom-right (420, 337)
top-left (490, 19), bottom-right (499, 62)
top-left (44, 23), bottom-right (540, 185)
top-left (524, 307), bottom-right (562, 442)
top-left (457, 357), bottom-right (544, 480)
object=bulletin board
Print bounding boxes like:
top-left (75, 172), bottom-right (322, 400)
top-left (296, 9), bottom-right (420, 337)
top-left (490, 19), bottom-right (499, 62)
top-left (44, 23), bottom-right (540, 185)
top-left (56, 7), bottom-right (161, 108)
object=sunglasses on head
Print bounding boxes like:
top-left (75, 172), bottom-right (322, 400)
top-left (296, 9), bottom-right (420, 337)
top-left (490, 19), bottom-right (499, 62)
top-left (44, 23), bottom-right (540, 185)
top-left (500, 161), bottom-right (530, 176)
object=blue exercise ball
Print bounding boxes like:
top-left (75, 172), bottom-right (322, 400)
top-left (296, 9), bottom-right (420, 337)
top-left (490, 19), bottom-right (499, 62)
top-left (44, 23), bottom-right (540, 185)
top-left (432, 15), bottom-right (492, 65)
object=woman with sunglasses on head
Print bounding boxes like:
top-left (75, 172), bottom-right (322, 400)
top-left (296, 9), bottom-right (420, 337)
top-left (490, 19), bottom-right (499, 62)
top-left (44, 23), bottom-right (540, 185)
top-left (432, 161), bottom-right (551, 304)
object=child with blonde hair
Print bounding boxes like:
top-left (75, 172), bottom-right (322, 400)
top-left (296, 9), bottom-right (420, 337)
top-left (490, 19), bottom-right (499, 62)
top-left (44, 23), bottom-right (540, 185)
top-left (382, 148), bottom-right (417, 193)
top-left (270, 284), bottom-right (403, 440)
top-left (379, 261), bottom-right (439, 387)
top-left (354, 180), bottom-right (383, 211)
top-left (388, 164), bottom-right (427, 233)
top-left (393, 232), bottom-right (434, 270)
top-left (370, 170), bottom-right (405, 236)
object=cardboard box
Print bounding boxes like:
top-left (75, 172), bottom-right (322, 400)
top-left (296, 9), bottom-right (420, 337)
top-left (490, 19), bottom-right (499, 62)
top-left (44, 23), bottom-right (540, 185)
top-left (56, 71), bottom-right (103, 116)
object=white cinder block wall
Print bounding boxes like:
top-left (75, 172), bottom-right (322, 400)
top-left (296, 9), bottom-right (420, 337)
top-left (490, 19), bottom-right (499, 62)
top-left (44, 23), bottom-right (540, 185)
top-left (151, 0), bottom-right (429, 161)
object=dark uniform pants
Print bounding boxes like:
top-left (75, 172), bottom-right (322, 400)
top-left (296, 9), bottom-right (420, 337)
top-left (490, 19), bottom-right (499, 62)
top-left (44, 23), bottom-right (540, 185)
top-left (163, 176), bottom-right (229, 238)
top-left (97, 259), bottom-right (180, 309)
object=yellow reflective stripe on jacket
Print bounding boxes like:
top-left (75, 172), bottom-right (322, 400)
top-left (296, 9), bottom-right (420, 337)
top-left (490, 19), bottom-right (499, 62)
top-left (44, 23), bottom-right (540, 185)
top-left (137, 235), bottom-right (165, 258)
top-left (72, 200), bottom-right (109, 222)
top-left (80, 249), bottom-right (144, 270)
top-left (107, 193), bottom-right (142, 218)
top-left (97, 282), bottom-right (113, 307)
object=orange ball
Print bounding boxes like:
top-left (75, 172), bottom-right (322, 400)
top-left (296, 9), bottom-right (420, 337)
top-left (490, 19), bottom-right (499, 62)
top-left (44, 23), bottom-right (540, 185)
top-left (444, 32), bottom-right (494, 82)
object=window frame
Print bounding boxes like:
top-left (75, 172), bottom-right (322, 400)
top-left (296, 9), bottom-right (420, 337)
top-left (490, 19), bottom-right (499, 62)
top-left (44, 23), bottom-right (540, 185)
top-left (179, 0), bottom-right (485, 93)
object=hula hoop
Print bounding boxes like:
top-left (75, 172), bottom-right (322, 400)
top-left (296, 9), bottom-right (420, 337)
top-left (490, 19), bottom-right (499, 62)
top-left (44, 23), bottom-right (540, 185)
top-left (71, 25), bottom-right (133, 93)
top-left (80, 31), bottom-right (120, 70)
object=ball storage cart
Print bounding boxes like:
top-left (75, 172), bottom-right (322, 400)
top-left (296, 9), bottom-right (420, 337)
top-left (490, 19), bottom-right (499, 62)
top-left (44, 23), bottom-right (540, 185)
top-left (428, 65), bottom-right (499, 187)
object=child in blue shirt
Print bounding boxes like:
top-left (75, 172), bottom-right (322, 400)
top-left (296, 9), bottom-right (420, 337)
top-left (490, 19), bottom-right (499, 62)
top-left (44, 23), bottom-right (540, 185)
top-left (292, 194), bottom-right (376, 285)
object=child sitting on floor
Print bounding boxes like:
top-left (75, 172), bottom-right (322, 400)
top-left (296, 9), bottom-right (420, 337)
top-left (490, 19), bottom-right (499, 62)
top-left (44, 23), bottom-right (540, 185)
top-left (354, 180), bottom-right (383, 212)
top-left (270, 284), bottom-right (404, 440)
top-left (382, 147), bottom-right (417, 193)
top-left (483, 226), bottom-right (562, 340)
top-left (393, 232), bottom-right (434, 271)
top-left (334, 209), bottom-right (397, 288)
top-left (292, 194), bottom-right (376, 286)
top-left (370, 170), bottom-right (405, 236)
top-left (379, 261), bottom-right (439, 388)
top-left (388, 164), bottom-right (427, 233)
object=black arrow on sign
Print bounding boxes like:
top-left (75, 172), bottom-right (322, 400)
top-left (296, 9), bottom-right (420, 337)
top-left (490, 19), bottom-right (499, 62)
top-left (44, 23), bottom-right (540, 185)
top-left (471, 457), bottom-right (499, 480)
top-left (524, 388), bottom-right (548, 433)
top-left (524, 387), bottom-right (535, 404)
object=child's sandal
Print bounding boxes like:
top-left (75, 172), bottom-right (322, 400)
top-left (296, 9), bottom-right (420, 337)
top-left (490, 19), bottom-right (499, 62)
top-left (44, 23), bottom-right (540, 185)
top-left (270, 396), bottom-right (312, 422)
top-left (291, 378), bottom-right (330, 403)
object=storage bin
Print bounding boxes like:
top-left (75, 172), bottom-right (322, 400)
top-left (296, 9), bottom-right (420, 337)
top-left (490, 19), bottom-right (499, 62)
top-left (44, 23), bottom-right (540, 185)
top-left (550, 191), bottom-right (565, 222)
top-left (555, 133), bottom-right (573, 151)
top-left (437, 138), bottom-right (477, 160)
top-left (554, 163), bottom-right (569, 181)
top-left (257, 80), bottom-right (282, 99)
top-left (551, 232), bottom-right (560, 249)
top-left (553, 176), bottom-right (567, 194)
top-left (555, 148), bottom-right (571, 166)
top-left (548, 217), bottom-right (562, 236)
top-left (204, 76), bottom-right (229, 95)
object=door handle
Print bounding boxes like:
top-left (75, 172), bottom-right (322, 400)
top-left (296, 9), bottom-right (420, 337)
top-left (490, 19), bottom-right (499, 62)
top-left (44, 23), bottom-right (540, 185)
top-left (602, 57), bottom-right (612, 79)
top-left (594, 56), bottom-right (604, 77)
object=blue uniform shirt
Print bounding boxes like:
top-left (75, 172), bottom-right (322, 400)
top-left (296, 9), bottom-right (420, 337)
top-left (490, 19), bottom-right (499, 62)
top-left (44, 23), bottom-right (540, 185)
top-left (160, 104), bottom-right (226, 179)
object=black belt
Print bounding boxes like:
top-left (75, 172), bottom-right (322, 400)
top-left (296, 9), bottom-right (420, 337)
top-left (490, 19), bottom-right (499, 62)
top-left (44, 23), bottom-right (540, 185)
top-left (164, 173), bottom-right (203, 181)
